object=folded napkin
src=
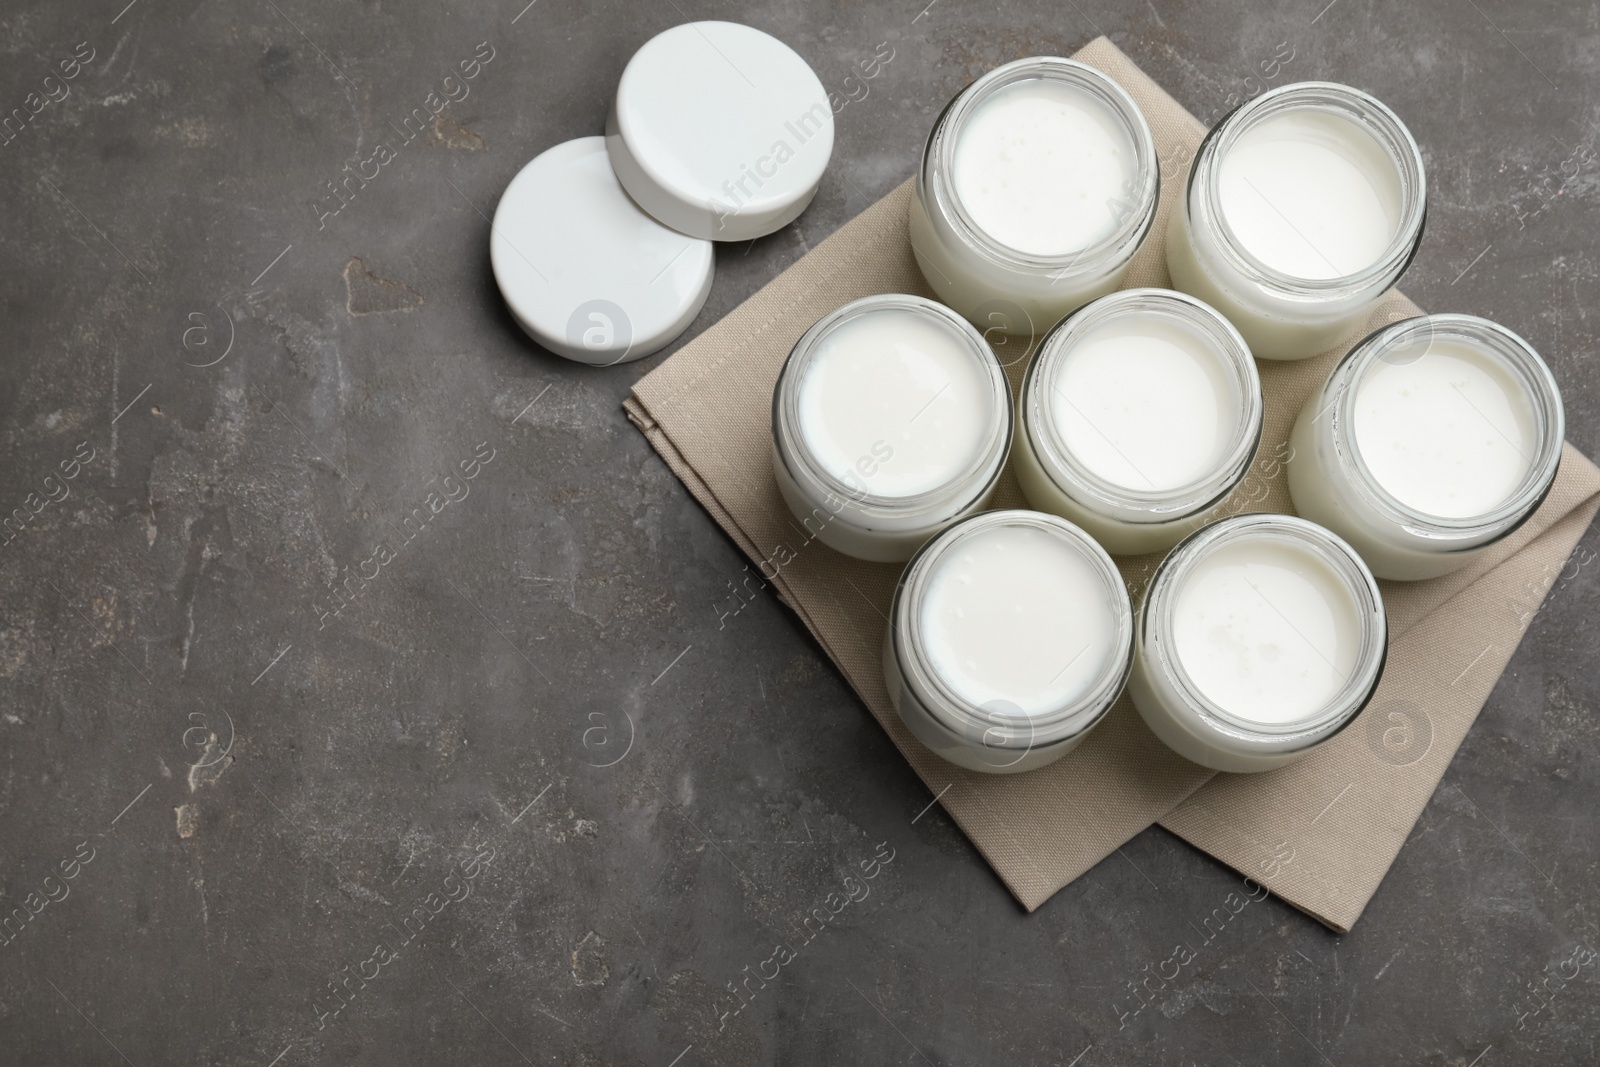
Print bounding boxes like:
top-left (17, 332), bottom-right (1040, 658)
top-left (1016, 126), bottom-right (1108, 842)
top-left (624, 37), bottom-right (1600, 930)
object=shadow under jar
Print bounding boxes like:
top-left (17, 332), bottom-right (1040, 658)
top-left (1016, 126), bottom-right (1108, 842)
top-left (1014, 288), bottom-right (1263, 555)
top-left (1129, 514), bottom-right (1387, 773)
top-left (909, 57), bottom-right (1160, 336)
top-left (884, 510), bottom-right (1134, 774)
top-left (771, 294), bottom-right (1012, 563)
top-left (1167, 82), bottom-right (1427, 361)
top-left (1287, 314), bottom-right (1564, 581)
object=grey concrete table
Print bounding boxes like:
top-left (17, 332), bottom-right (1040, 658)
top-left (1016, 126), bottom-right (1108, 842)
top-left (2, 1), bottom-right (1597, 1064)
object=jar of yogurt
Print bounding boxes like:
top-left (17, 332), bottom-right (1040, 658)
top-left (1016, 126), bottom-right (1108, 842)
top-left (1167, 82), bottom-right (1427, 360)
top-left (1129, 514), bottom-right (1387, 772)
top-left (1288, 314), bottom-right (1564, 580)
top-left (771, 294), bottom-right (1012, 562)
top-left (1014, 288), bottom-right (1263, 555)
top-left (885, 510), bottom-right (1134, 774)
top-left (909, 57), bottom-right (1160, 336)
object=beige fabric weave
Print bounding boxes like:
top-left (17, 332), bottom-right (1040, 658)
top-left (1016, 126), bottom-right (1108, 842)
top-left (624, 38), bottom-right (1600, 930)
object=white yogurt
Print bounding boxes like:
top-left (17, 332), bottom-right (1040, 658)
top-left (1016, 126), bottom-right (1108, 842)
top-left (885, 511), bottom-right (1133, 774)
top-left (1128, 515), bottom-right (1386, 773)
top-left (910, 57), bottom-right (1159, 332)
top-left (772, 295), bottom-right (1012, 563)
top-left (1015, 289), bottom-right (1262, 556)
top-left (1218, 110), bottom-right (1401, 280)
top-left (952, 78), bottom-right (1135, 257)
top-left (1166, 82), bottom-right (1426, 361)
top-left (1049, 316), bottom-right (1238, 492)
top-left (1171, 539), bottom-right (1360, 725)
top-left (797, 307), bottom-right (995, 498)
top-left (1287, 314), bottom-right (1563, 581)
top-left (1352, 338), bottom-right (1535, 518)
top-left (919, 522), bottom-right (1118, 715)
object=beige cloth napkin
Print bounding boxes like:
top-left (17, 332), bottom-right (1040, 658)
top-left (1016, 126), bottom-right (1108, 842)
top-left (624, 38), bottom-right (1600, 930)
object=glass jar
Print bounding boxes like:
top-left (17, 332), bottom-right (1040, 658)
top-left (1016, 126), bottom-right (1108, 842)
top-left (1167, 82), bottom-right (1427, 361)
top-left (1288, 314), bottom-right (1564, 581)
top-left (909, 56), bottom-right (1160, 335)
top-left (771, 294), bottom-right (1012, 563)
top-left (1129, 514), bottom-right (1387, 773)
top-left (884, 510), bottom-right (1134, 774)
top-left (1014, 288), bottom-right (1263, 555)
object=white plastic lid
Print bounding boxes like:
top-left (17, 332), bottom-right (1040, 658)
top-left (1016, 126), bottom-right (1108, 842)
top-left (490, 137), bottom-right (714, 366)
top-left (607, 22), bottom-right (833, 241)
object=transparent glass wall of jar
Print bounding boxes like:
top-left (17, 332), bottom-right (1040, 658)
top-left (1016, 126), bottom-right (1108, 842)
top-left (1166, 82), bottom-right (1427, 361)
top-left (909, 57), bottom-right (1160, 337)
top-left (1287, 314), bottom-right (1564, 581)
top-left (771, 294), bottom-right (1012, 563)
top-left (884, 511), bottom-right (1134, 774)
top-left (1128, 514), bottom-right (1387, 773)
top-left (1014, 288), bottom-right (1263, 555)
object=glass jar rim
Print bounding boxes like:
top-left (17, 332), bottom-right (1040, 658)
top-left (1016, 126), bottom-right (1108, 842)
top-left (1325, 314), bottom-right (1565, 538)
top-left (772, 294), bottom-right (1012, 524)
top-left (1141, 514), bottom-right (1387, 747)
top-left (1022, 287), bottom-right (1264, 524)
top-left (891, 510), bottom-right (1134, 750)
top-left (1187, 81), bottom-right (1428, 302)
top-left (921, 56), bottom-right (1161, 279)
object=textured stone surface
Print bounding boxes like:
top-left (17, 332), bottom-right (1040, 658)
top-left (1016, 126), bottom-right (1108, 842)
top-left (1, 1), bottom-right (1597, 1064)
